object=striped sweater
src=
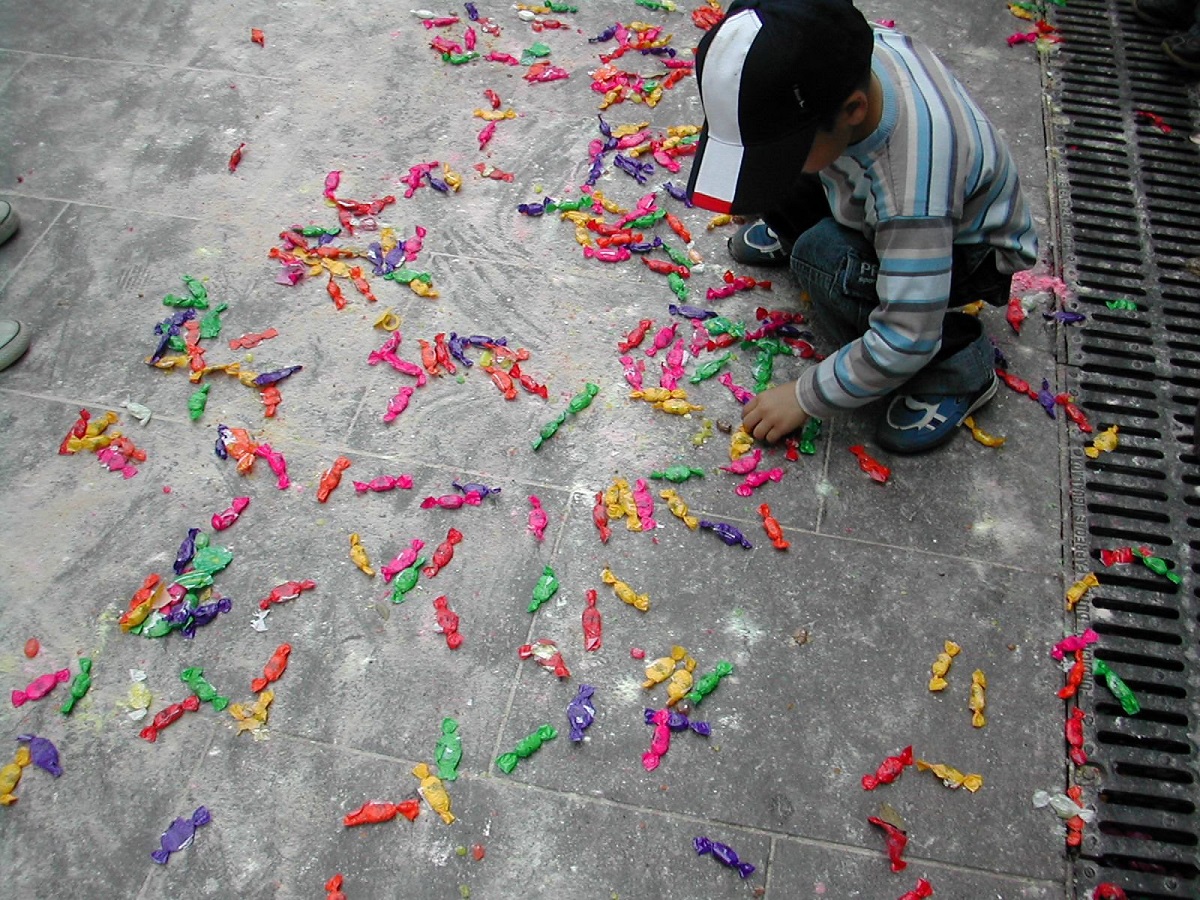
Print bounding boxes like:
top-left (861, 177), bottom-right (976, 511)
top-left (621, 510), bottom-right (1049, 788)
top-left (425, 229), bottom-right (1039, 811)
top-left (795, 27), bottom-right (1039, 420)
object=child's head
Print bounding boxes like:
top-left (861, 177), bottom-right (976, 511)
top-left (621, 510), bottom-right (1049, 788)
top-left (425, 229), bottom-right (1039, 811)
top-left (687, 0), bottom-right (875, 214)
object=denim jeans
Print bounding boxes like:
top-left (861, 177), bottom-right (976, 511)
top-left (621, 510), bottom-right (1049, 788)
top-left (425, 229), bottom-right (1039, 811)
top-left (782, 217), bottom-right (1006, 397)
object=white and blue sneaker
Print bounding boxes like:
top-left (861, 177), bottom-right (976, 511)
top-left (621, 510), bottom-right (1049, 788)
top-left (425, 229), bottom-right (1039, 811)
top-left (727, 222), bottom-right (790, 267)
top-left (876, 373), bottom-right (999, 454)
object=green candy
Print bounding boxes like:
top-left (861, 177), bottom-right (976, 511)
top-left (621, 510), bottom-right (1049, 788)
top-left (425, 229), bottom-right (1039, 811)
top-left (384, 268), bottom-right (433, 285)
top-left (182, 274), bottom-right (208, 303)
top-left (528, 566), bottom-right (559, 612)
top-left (531, 411), bottom-right (569, 450)
top-left (198, 302), bottom-right (228, 340)
top-left (687, 660), bottom-right (733, 706)
top-left (704, 316), bottom-right (745, 338)
top-left (187, 384), bottom-right (211, 422)
top-left (551, 197), bottom-right (589, 212)
top-left (1093, 659), bottom-right (1140, 715)
top-left (627, 209), bottom-right (666, 230)
top-left (1105, 299), bottom-right (1138, 310)
top-left (799, 417), bottom-right (822, 455)
top-left (297, 225), bottom-right (340, 237)
top-left (180, 666), bottom-right (229, 712)
top-left (191, 543), bottom-right (233, 576)
top-left (545, 0), bottom-right (578, 11)
top-left (495, 725), bottom-right (557, 773)
top-left (435, 717), bottom-right (463, 781)
top-left (391, 557), bottom-right (427, 603)
top-left (567, 383), bottom-right (600, 414)
top-left (442, 51), bottom-right (480, 65)
top-left (162, 293), bottom-right (207, 309)
top-left (752, 353), bottom-right (774, 392)
top-left (689, 352), bottom-right (734, 384)
top-left (521, 42), bottom-right (552, 64)
top-left (1134, 548), bottom-right (1181, 584)
top-left (660, 241), bottom-right (692, 269)
top-left (60, 658), bottom-right (93, 715)
top-left (667, 272), bottom-right (689, 302)
top-left (650, 465), bottom-right (705, 483)
top-left (141, 616), bottom-right (175, 639)
top-left (173, 570), bottom-right (214, 590)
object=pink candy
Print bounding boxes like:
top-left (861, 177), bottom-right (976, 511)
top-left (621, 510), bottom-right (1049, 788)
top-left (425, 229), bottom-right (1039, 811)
top-left (1051, 628), bottom-right (1100, 661)
top-left (381, 539), bottom-right (425, 582)
top-left (735, 468), bottom-right (784, 498)
top-left (720, 449), bottom-right (762, 476)
top-left (528, 495), bottom-right (548, 541)
top-left (12, 668), bottom-right (71, 707)
top-left (211, 496), bottom-right (250, 531)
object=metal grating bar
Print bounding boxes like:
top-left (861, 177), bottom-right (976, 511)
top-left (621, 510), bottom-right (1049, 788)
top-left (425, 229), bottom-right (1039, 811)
top-left (1048, 0), bottom-right (1200, 897)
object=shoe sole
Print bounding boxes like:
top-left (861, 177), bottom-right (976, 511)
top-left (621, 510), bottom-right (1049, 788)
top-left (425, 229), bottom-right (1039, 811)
top-left (0, 321), bottom-right (30, 371)
top-left (876, 376), bottom-right (999, 455)
top-left (0, 205), bottom-right (17, 246)
top-left (727, 225), bottom-right (790, 267)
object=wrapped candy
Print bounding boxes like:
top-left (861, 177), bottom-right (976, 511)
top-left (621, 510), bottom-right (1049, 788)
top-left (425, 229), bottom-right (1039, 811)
top-left (1058, 649), bottom-right (1086, 700)
top-left (140, 696), bottom-right (202, 743)
top-left (151, 806), bottom-right (211, 863)
top-left (758, 503), bottom-right (789, 549)
top-left (528, 565), bottom-right (560, 612)
top-left (868, 815), bottom-right (908, 872)
top-left (382, 539), bottom-right (425, 582)
top-left (915, 757), bottom-right (983, 792)
top-left (582, 588), bottom-right (602, 651)
top-left (412, 762), bottom-right (455, 824)
top-left (495, 725), bottom-right (557, 773)
top-left (693, 836), bottom-right (755, 878)
top-left (527, 495), bottom-right (549, 541)
top-left (600, 566), bottom-right (649, 611)
top-left (1066, 572), bottom-right (1100, 611)
top-left (15, 734), bottom-right (62, 777)
top-left (665, 657), bottom-right (697, 707)
top-left (251, 644), bottom-right (291, 693)
top-left (229, 689), bottom-right (273, 736)
top-left (0, 745), bottom-right (31, 805)
top-left (317, 456), bottom-right (352, 502)
top-left (1066, 707), bottom-right (1087, 766)
top-left (434, 717), bottom-right (462, 780)
top-left (1083, 425), bottom-right (1119, 459)
top-left (897, 878), bottom-right (934, 900)
top-left (566, 684), bottom-right (596, 741)
top-left (642, 645), bottom-right (687, 689)
top-left (211, 496), bottom-right (250, 531)
top-left (1094, 659), bottom-right (1140, 715)
top-left (179, 667), bottom-right (229, 712)
top-left (433, 595), bottom-right (462, 649)
top-left (660, 488), bottom-right (699, 530)
top-left (862, 745), bottom-right (914, 790)
top-left (643, 707), bottom-right (672, 771)
top-left (349, 533), bottom-right (375, 577)
top-left (258, 579), bottom-right (316, 611)
top-left (849, 445), bottom-right (890, 483)
top-left (343, 799), bottom-right (420, 827)
top-left (686, 660), bottom-right (733, 707)
top-left (423, 528), bottom-right (463, 578)
top-left (390, 557), bottom-right (426, 602)
top-left (699, 519), bottom-right (753, 549)
top-left (519, 638), bottom-right (570, 679)
top-left (1052, 628), bottom-right (1099, 660)
top-left (968, 669), bottom-right (987, 727)
top-left (12, 668), bottom-right (71, 707)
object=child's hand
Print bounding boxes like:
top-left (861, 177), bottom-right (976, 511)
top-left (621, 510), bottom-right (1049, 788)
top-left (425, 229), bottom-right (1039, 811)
top-left (742, 382), bottom-right (809, 443)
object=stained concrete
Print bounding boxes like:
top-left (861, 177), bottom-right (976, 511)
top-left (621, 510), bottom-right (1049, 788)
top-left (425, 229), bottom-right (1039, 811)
top-left (0, 2), bottom-right (1077, 898)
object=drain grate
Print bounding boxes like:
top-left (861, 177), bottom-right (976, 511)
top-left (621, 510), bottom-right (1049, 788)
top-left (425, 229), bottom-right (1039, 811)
top-left (1048, 1), bottom-right (1200, 897)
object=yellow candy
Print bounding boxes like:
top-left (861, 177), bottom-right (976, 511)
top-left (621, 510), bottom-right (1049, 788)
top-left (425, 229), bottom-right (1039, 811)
top-left (611, 121), bottom-right (650, 138)
top-left (374, 308), bottom-right (401, 331)
top-left (656, 398), bottom-right (704, 415)
top-left (229, 689), bottom-right (273, 735)
top-left (630, 387), bottom-right (687, 403)
top-left (441, 164), bottom-right (462, 192)
top-left (708, 214), bottom-right (733, 230)
top-left (601, 567), bottom-right (649, 612)
top-left (412, 762), bottom-right (455, 824)
top-left (928, 640), bottom-right (961, 692)
top-left (349, 533), bottom-right (375, 577)
top-left (1008, 3), bottom-right (1035, 20)
top-left (1084, 425), bottom-right (1119, 459)
top-left (962, 416), bottom-right (1006, 448)
top-left (148, 354), bottom-right (190, 370)
top-left (322, 259), bottom-right (352, 278)
top-left (599, 88), bottom-right (623, 110)
top-left (380, 227), bottom-right (398, 253)
top-left (642, 646), bottom-right (686, 689)
top-left (969, 669), bottom-right (987, 728)
top-left (915, 758), bottom-right (983, 793)
top-left (730, 428), bottom-right (754, 460)
top-left (573, 224), bottom-right (593, 247)
top-left (604, 479), bottom-right (625, 520)
top-left (67, 431), bottom-right (120, 453)
top-left (473, 108), bottom-right (518, 121)
top-left (126, 682), bottom-right (152, 719)
top-left (1066, 572), bottom-right (1100, 611)
top-left (237, 370), bottom-right (261, 387)
top-left (659, 489), bottom-right (699, 530)
top-left (666, 656), bottom-right (697, 706)
top-left (667, 124), bottom-right (701, 138)
top-left (589, 190), bottom-right (627, 215)
top-left (409, 280), bottom-right (438, 298)
top-left (0, 746), bottom-right (32, 806)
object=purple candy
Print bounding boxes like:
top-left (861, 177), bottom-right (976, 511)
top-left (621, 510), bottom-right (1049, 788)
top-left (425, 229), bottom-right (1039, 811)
top-left (694, 836), bottom-right (755, 878)
top-left (699, 520), bottom-right (754, 549)
top-left (384, 245), bottom-right (407, 272)
top-left (668, 304), bottom-right (716, 320)
top-left (517, 202), bottom-right (547, 217)
top-left (254, 365), bottom-right (303, 387)
top-left (596, 114), bottom-right (612, 137)
top-left (174, 527), bottom-right (200, 576)
top-left (566, 684), bottom-right (596, 742)
top-left (589, 24), bottom-right (618, 43)
top-left (452, 479), bottom-right (500, 498)
top-left (464, 334), bottom-right (505, 347)
top-left (16, 734), bottom-right (62, 777)
top-left (151, 806), bottom-right (211, 864)
top-left (427, 174), bottom-right (450, 193)
top-left (586, 155), bottom-right (606, 186)
top-left (446, 333), bottom-right (473, 368)
top-left (1037, 379), bottom-right (1057, 418)
top-left (627, 238), bottom-right (663, 253)
top-left (1043, 309), bottom-right (1087, 324)
top-left (614, 154), bottom-right (652, 184)
top-left (464, 2), bottom-right (479, 20)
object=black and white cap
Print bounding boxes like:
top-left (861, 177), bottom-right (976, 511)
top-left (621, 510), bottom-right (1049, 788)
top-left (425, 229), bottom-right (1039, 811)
top-left (686, 0), bottom-right (874, 214)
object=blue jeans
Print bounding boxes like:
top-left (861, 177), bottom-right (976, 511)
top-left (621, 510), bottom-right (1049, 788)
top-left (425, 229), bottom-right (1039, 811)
top-left (787, 217), bottom-right (1004, 397)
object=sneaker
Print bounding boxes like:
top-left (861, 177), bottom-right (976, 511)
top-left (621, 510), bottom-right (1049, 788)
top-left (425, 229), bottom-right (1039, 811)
top-left (1163, 30), bottom-right (1200, 71)
top-left (0, 201), bottom-right (17, 245)
top-left (875, 373), bottom-right (999, 454)
top-left (0, 319), bottom-right (30, 372)
top-left (1133, 0), bottom-right (1196, 29)
top-left (727, 221), bottom-right (790, 267)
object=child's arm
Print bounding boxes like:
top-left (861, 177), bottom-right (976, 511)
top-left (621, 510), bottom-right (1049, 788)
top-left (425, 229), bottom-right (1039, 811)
top-left (742, 382), bottom-right (809, 443)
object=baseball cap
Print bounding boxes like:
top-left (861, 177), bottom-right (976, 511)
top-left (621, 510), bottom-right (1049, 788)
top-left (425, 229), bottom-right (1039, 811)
top-left (686, 0), bottom-right (875, 215)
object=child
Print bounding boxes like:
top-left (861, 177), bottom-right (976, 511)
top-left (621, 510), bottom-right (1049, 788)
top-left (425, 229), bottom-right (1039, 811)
top-left (686, 0), bottom-right (1039, 453)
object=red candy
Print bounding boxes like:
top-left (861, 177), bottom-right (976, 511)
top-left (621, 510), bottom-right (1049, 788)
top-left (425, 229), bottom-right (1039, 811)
top-left (862, 745), bottom-right (913, 790)
top-left (228, 142), bottom-right (246, 173)
top-left (23, 638), bottom-right (39, 658)
top-left (849, 445), bottom-right (891, 484)
top-left (139, 694), bottom-right (202, 742)
top-left (342, 799), bottom-right (420, 826)
top-left (422, 528), bottom-right (463, 578)
top-left (258, 579), bottom-right (317, 611)
top-left (433, 595), bottom-right (463, 649)
top-left (251, 643), bottom-right (292, 693)
top-left (868, 816), bottom-right (908, 872)
top-left (582, 588), bottom-right (602, 652)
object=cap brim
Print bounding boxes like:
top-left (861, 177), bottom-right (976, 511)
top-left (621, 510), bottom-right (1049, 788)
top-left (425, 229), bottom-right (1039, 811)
top-left (686, 120), bottom-right (819, 216)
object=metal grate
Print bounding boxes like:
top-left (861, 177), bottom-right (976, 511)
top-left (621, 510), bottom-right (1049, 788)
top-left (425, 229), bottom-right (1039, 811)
top-left (1049, 1), bottom-right (1200, 897)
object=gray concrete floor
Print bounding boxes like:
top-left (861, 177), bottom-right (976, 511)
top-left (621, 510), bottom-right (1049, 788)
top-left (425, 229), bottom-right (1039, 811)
top-left (0, 2), bottom-right (1079, 898)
